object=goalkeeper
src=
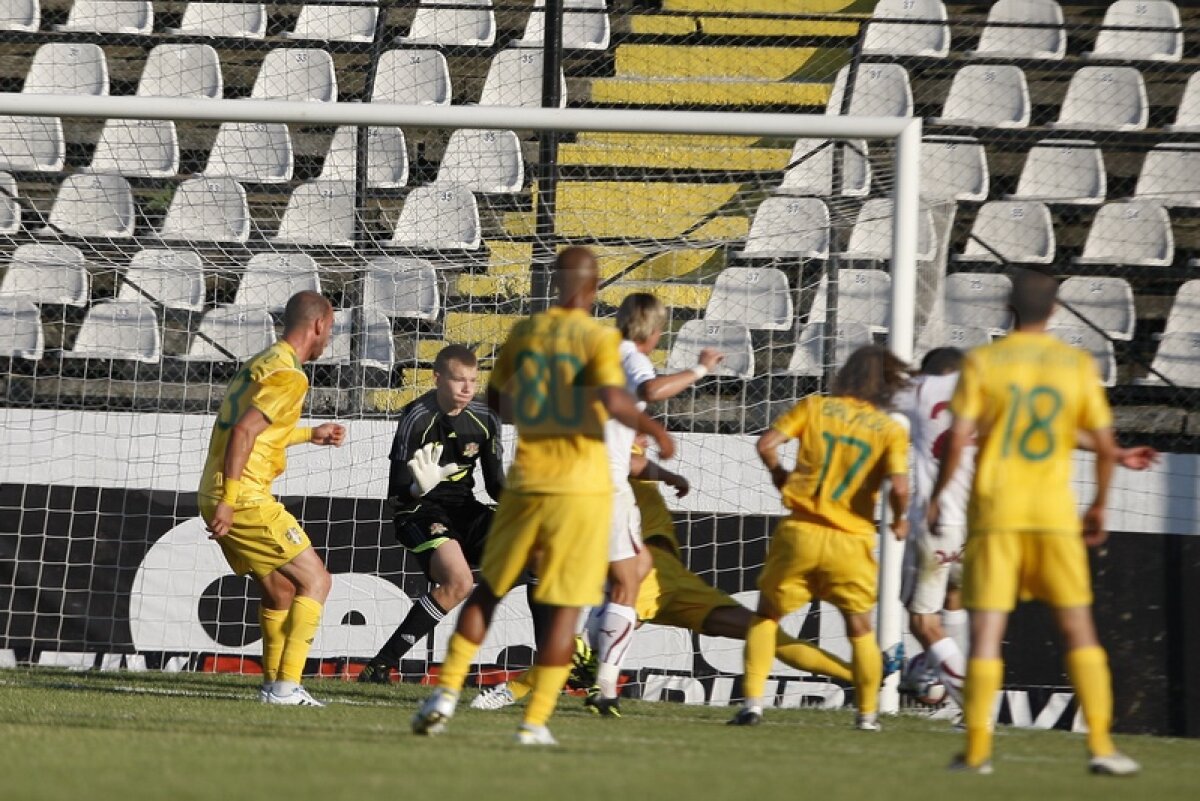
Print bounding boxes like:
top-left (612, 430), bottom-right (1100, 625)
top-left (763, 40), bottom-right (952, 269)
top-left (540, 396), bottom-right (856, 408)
top-left (359, 345), bottom-right (512, 683)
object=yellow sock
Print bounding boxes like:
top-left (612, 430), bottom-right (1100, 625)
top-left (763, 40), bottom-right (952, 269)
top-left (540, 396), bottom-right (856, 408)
top-left (775, 632), bottom-right (854, 683)
top-left (849, 633), bottom-right (882, 715)
top-left (508, 669), bottom-right (534, 701)
top-left (743, 616), bottom-right (778, 704)
top-left (277, 596), bottom-right (322, 685)
top-left (438, 632), bottom-right (479, 693)
top-left (1066, 646), bottom-right (1116, 757)
top-left (964, 657), bottom-right (1003, 766)
top-left (258, 606), bottom-right (288, 682)
top-left (523, 664), bottom-right (572, 728)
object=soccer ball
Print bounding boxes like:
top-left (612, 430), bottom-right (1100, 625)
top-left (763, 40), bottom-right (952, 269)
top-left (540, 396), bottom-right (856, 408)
top-left (901, 652), bottom-right (947, 706)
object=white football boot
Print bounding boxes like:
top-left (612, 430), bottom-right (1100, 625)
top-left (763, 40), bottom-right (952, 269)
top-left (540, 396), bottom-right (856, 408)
top-left (514, 724), bottom-right (558, 746)
top-left (1088, 752), bottom-right (1141, 777)
top-left (470, 683), bottom-right (518, 710)
top-left (411, 687), bottom-right (459, 735)
top-left (265, 685), bottom-right (325, 707)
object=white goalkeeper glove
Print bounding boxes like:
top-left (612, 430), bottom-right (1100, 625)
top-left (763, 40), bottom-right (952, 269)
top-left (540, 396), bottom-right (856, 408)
top-left (408, 442), bottom-right (462, 497)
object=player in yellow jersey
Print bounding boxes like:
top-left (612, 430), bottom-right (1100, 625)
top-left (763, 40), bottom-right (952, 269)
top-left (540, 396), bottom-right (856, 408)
top-left (198, 291), bottom-right (346, 707)
top-left (732, 345), bottom-right (911, 729)
top-left (411, 247), bottom-right (674, 745)
top-left (931, 269), bottom-right (1140, 776)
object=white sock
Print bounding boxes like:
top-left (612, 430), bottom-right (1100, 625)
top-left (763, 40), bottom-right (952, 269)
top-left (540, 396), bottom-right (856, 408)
top-left (928, 637), bottom-right (965, 706)
top-left (744, 697), bottom-right (763, 713)
top-left (594, 602), bottom-right (638, 698)
top-left (273, 680), bottom-right (298, 696)
top-left (941, 608), bottom-right (969, 660)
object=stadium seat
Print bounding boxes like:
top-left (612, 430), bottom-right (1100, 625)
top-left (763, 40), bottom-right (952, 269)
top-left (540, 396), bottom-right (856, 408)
top-left (830, 268), bottom-right (892, 333)
top-left (921, 137), bottom-right (988, 202)
top-left (286, 0), bottom-right (379, 43)
top-left (316, 309), bottom-right (394, 369)
top-left (827, 63), bottom-right (912, 117)
top-left (777, 139), bottom-right (870, 198)
top-left (480, 49), bottom-right (566, 107)
top-left (784, 321), bottom-right (873, 377)
top-left (44, 174), bottom-right (135, 240)
top-left (843, 199), bottom-right (935, 262)
top-left (667, 320), bottom-right (753, 380)
top-left (403, 0), bottom-right (495, 47)
top-left (862, 0), bottom-right (949, 58)
top-left (389, 185), bottom-right (480, 250)
top-left (943, 272), bottom-right (1013, 335)
top-left (937, 324), bottom-right (992, 352)
top-left (1145, 332), bottom-right (1200, 387)
top-left (0, 298), bottom-right (43, 360)
top-left (1163, 280), bottom-right (1200, 336)
top-left (117, 249), bottom-right (206, 312)
top-left (137, 42), bottom-right (223, 99)
top-left (1134, 145), bottom-right (1200, 208)
top-left (0, 244), bottom-right (88, 307)
top-left (170, 3), bottom-right (266, 38)
top-left (67, 301), bottom-right (161, 364)
top-left (704, 267), bottom-right (792, 331)
top-left (160, 178), bottom-right (250, 244)
top-left (0, 0), bottom-right (39, 32)
top-left (251, 48), bottom-right (337, 102)
top-left (436, 129), bottom-right (524, 194)
top-left (957, 200), bottom-right (1054, 265)
top-left (1049, 325), bottom-right (1117, 386)
top-left (971, 0), bottom-right (1065, 60)
top-left (1009, 140), bottom-right (1106, 206)
top-left (363, 257), bottom-right (441, 320)
top-left (1049, 67), bottom-right (1148, 132)
top-left (57, 0), bottom-right (152, 34)
top-left (373, 50), bottom-right (451, 106)
top-left (932, 65), bottom-right (1030, 129)
top-left (1074, 202), bottom-right (1173, 268)
top-left (1167, 72), bottom-right (1200, 132)
top-left (233, 253), bottom-right (321, 311)
top-left (737, 197), bottom-right (830, 261)
top-left (205, 123), bottom-right (293, 184)
top-left (0, 172), bottom-right (19, 235)
top-left (184, 305), bottom-right (275, 361)
top-left (1052, 276), bottom-right (1136, 341)
top-left (319, 126), bottom-right (409, 189)
top-left (1086, 0), bottom-right (1182, 62)
top-left (519, 0), bottom-right (610, 51)
top-left (271, 181), bottom-right (356, 247)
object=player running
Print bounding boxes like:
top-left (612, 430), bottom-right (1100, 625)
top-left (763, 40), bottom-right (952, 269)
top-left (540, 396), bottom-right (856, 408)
top-left (198, 291), bottom-right (346, 707)
top-left (731, 345), bottom-right (910, 730)
top-left (411, 247), bottom-right (674, 745)
top-left (932, 268), bottom-right (1140, 776)
top-left (358, 345), bottom-right (507, 684)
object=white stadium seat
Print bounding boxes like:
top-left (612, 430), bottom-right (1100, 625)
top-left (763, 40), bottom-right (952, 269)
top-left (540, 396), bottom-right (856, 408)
top-left (957, 200), bottom-right (1055, 265)
top-left (943, 272), bottom-right (1013, 335)
top-left (1074, 202), bottom-right (1173, 268)
top-left (234, 253), bottom-right (321, 311)
top-left (1087, 0), bottom-right (1182, 62)
top-left (184, 305), bottom-right (275, 361)
top-left (160, 178), bottom-right (250, 244)
top-left (667, 320), bottom-right (753, 380)
top-left (862, 0), bottom-right (950, 58)
top-left (933, 65), bottom-right (1030, 129)
top-left (67, 301), bottom-right (161, 363)
top-left (1146, 332), bottom-right (1200, 387)
top-left (938, 324), bottom-right (992, 351)
top-left (971, 0), bottom-right (1065, 60)
top-left (1052, 276), bottom-right (1136, 341)
top-left (0, 244), bottom-right (88, 307)
top-left (1135, 145), bottom-right (1200, 208)
top-left (844, 199), bottom-right (935, 262)
top-left (251, 48), bottom-right (337, 102)
top-left (170, 3), bottom-right (266, 39)
top-left (785, 321), bottom-right (873, 377)
top-left (1163, 280), bottom-right (1200, 337)
top-left (316, 309), bottom-right (394, 369)
top-left (520, 0), bottom-right (610, 51)
top-left (1010, 140), bottom-right (1106, 206)
top-left (833, 269), bottom-right (891, 333)
top-left (45, 174), bottom-right (135, 240)
top-left (57, 0), bottom-right (152, 34)
top-left (737, 197), bottom-right (830, 261)
top-left (363, 257), bottom-right (441, 320)
top-left (117, 250), bottom-right (206, 312)
top-left (704, 267), bottom-right (792, 331)
top-left (1, 0), bottom-right (39, 32)
top-left (480, 49), bottom-right (566, 107)
top-left (204, 122), bottom-right (292, 184)
top-left (271, 181), bottom-right (357, 247)
top-left (137, 43), bottom-right (223, 99)
top-left (436, 129), bottom-right (524, 194)
top-left (373, 50), bottom-right (451, 106)
top-left (1050, 325), bottom-right (1117, 386)
top-left (389, 185), bottom-right (480, 250)
top-left (403, 0), bottom-right (495, 47)
top-left (287, 0), bottom-right (379, 43)
top-left (778, 138), bottom-right (870, 198)
top-left (319, 126), bottom-right (410, 190)
top-left (827, 63), bottom-right (912, 117)
top-left (1168, 72), bottom-right (1200, 132)
top-left (921, 137), bottom-right (988, 202)
top-left (1050, 67), bottom-right (1148, 132)
top-left (0, 172), bottom-right (19, 235)
top-left (0, 298), bottom-right (43, 360)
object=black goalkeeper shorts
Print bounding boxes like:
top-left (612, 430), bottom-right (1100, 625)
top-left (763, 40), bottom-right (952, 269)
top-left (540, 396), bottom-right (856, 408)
top-left (393, 498), bottom-right (494, 576)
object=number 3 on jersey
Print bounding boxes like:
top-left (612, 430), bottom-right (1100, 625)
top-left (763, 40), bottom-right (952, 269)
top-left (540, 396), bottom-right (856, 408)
top-left (513, 350), bottom-right (584, 426)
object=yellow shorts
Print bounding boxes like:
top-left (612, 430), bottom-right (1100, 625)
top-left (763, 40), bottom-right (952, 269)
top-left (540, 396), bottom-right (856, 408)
top-left (962, 529), bottom-right (1093, 612)
top-left (480, 490), bottom-right (610, 607)
top-left (199, 496), bottom-right (311, 580)
top-left (758, 520), bottom-right (877, 616)
top-left (636, 544), bottom-right (740, 631)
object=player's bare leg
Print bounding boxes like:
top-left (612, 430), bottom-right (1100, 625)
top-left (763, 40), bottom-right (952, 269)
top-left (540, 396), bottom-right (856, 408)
top-left (256, 569), bottom-right (296, 700)
top-left (586, 547), bottom-right (652, 716)
top-left (264, 548), bottom-right (332, 706)
top-left (701, 606), bottom-right (852, 683)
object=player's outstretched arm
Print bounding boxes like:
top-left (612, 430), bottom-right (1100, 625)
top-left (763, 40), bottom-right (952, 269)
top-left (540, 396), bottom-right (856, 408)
top-left (638, 348), bottom-right (724, 403)
top-left (600, 386), bottom-right (675, 460)
top-left (1076, 430), bottom-right (1160, 471)
top-left (755, 429), bottom-right (791, 491)
top-left (209, 407), bottom-right (272, 539)
top-left (630, 453), bottom-right (689, 498)
top-left (309, 423), bottom-right (346, 447)
top-left (1083, 427), bottom-right (1118, 547)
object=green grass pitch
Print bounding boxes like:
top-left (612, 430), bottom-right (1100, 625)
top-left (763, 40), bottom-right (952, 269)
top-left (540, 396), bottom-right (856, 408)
top-left (1, 670), bottom-right (1196, 801)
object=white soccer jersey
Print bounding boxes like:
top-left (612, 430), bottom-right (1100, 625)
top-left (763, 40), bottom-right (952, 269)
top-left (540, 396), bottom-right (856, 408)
top-left (897, 372), bottom-right (974, 527)
top-left (605, 339), bottom-right (657, 486)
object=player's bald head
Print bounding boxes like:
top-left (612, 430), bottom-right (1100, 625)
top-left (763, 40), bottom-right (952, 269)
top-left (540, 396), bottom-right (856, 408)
top-left (1009, 268), bottom-right (1058, 327)
top-left (552, 246), bottom-right (600, 309)
top-left (282, 290), bottom-right (333, 333)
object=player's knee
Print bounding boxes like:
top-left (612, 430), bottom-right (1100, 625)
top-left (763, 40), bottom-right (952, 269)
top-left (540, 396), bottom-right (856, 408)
top-left (442, 569), bottom-right (475, 605)
top-left (909, 613), bottom-right (941, 643)
top-left (304, 565), bottom-right (333, 602)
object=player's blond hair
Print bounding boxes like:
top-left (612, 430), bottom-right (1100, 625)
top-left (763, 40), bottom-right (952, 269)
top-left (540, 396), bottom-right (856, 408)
top-left (616, 293), bottom-right (667, 343)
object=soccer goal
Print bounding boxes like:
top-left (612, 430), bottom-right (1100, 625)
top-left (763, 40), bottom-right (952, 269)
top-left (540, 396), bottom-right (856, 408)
top-left (0, 89), bottom-right (922, 713)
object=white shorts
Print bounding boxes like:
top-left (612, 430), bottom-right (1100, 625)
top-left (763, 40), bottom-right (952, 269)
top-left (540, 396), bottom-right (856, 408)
top-left (901, 522), bottom-right (966, 616)
top-left (608, 485), bottom-right (643, 562)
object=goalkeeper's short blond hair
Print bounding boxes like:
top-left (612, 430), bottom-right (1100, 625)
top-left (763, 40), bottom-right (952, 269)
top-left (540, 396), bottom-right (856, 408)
top-left (617, 293), bottom-right (667, 343)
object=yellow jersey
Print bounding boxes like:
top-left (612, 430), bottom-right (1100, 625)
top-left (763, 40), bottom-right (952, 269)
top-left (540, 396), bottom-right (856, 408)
top-left (489, 306), bottom-right (626, 495)
top-left (950, 331), bottom-right (1112, 533)
top-left (773, 395), bottom-right (909, 536)
top-left (198, 340), bottom-right (309, 503)
top-left (631, 476), bottom-right (680, 555)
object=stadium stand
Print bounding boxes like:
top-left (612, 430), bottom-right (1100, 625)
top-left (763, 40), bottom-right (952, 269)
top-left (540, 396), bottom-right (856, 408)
top-left (117, 250), bottom-right (206, 312)
top-left (66, 300), bottom-right (161, 364)
top-left (56, 0), bottom-right (151, 34)
top-left (957, 200), bottom-right (1056, 264)
top-left (167, 2), bottom-right (267, 39)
